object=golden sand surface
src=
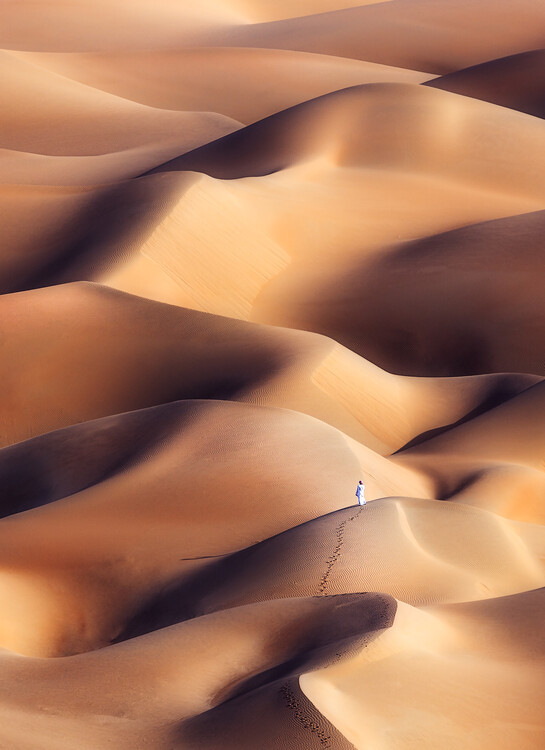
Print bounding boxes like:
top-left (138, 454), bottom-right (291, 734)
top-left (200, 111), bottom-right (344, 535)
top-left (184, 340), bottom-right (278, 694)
top-left (1, 1), bottom-right (544, 748)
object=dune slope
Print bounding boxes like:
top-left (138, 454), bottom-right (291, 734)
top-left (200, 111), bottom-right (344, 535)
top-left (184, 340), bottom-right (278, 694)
top-left (427, 49), bottom-right (545, 119)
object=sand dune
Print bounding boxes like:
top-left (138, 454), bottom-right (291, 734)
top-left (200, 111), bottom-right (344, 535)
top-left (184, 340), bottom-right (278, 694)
top-left (0, 175), bottom-right (207, 294)
top-left (427, 49), bottom-right (545, 119)
top-left (14, 48), bottom-right (432, 122)
top-left (284, 209), bottom-right (545, 376)
top-left (6, 0), bottom-right (545, 67)
top-left (235, 0), bottom-right (393, 23)
top-left (5, 84), bottom-right (545, 314)
top-left (0, 595), bottom-right (394, 748)
top-left (149, 83), bottom-right (545, 191)
top-left (118, 498), bottom-right (545, 644)
top-left (2, 0), bottom-right (545, 748)
top-left (392, 377), bottom-right (545, 524)
top-left (106, 165), bottom-right (541, 319)
top-left (128, 85), bottom-right (545, 360)
top-left (202, 0), bottom-right (545, 72)
top-left (399, 378), bottom-right (545, 466)
top-left (0, 397), bottom-right (427, 526)
top-left (0, 144), bottom-right (206, 187)
top-left (394, 379), bottom-right (545, 519)
top-left (0, 398), bottom-right (418, 657)
top-left (0, 283), bottom-right (538, 454)
top-left (0, 51), bottom-right (238, 156)
top-left (303, 590), bottom-right (545, 749)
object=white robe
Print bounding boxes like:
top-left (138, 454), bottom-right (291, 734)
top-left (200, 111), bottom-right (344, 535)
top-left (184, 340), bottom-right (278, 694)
top-left (356, 484), bottom-right (366, 505)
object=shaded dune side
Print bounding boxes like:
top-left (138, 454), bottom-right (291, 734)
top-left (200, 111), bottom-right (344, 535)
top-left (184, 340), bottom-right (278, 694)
top-left (117, 499), bottom-right (545, 644)
top-left (0, 173), bottom-right (204, 295)
top-left (286, 209), bottom-right (545, 376)
top-left (0, 403), bottom-right (189, 518)
top-left (5, 85), bottom-right (545, 318)
top-left (179, 676), bottom-right (351, 750)
top-left (0, 595), bottom-right (396, 750)
top-left (2, 390), bottom-right (544, 657)
top-left (393, 379), bottom-right (545, 523)
top-left (178, 594), bottom-right (395, 750)
top-left (146, 83), bottom-right (545, 198)
top-left (0, 400), bottom-right (408, 658)
top-left (302, 591), bottom-right (545, 750)
top-left (426, 49), bottom-right (545, 120)
top-left (0, 283), bottom-right (538, 453)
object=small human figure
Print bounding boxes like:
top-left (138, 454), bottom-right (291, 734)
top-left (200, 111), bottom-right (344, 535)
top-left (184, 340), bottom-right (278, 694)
top-left (355, 480), bottom-right (367, 506)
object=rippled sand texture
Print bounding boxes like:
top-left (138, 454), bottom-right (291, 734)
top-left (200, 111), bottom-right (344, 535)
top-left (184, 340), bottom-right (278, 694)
top-left (1, 1), bottom-right (545, 749)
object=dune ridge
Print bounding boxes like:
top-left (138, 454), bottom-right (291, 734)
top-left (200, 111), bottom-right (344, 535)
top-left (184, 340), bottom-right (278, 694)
top-left (427, 49), bottom-right (545, 119)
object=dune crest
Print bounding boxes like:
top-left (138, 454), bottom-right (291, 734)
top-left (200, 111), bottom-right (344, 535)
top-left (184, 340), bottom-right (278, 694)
top-left (427, 49), bottom-right (545, 119)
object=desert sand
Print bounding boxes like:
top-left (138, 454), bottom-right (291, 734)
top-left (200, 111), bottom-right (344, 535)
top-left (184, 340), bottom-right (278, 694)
top-left (1, 1), bottom-right (544, 748)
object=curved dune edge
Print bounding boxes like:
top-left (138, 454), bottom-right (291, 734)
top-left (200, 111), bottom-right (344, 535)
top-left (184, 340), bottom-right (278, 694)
top-left (427, 49), bottom-right (545, 120)
top-left (302, 590), bottom-right (545, 750)
top-left (0, 594), bottom-right (396, 749)
top-left (0, 282), bottom-right (539, 453)
top-left (280, 209), bottom-right (545, 376)
top-left (4, 0), bottom-right (545, 72)
top-left (0, 388), bottom-right (543, 657)
top-left (145, 83), bottom-right (545, 191)
top-left (10, 47), bottom-right (434, 121)
top-left (4, 84), bottom-right (545, 344)
top-left (0, 50), bottom-right (240, 157)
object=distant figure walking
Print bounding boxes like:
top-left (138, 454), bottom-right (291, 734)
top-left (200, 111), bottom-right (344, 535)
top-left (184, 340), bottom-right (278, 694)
top-left (355, 480), bottom-right (367, 506)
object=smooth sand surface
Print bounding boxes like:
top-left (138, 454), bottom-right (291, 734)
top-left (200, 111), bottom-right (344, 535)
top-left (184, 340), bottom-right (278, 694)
top-left (1, 1), bottom-right (544, 748)
top-left (13, 48), bottom-right (433, 122)
top-left (427, 49), bottom-right (545, 119)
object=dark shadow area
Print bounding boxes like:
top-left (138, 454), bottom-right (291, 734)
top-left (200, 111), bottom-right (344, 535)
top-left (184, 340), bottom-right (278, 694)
top-left (143, 86), bottom-right (365, 180)
top-left (426, 49), bottom-right (545, 120)
top-left (116, 506), bottom-right (374, 642)
top-left (0, 401), bottom-right (196, 518)
top-left (223, 593), bottom-right (396, 704)
top-left (436, 470), bottom-right (486, 501)
top-left (176, 593), bottom-right (396, 750)
top-left (0, 172), bottom-right (196, 294)
top-left (394, 376), bottom-right (539, 454)
top-left (269, 209), bottom-right (545, 377)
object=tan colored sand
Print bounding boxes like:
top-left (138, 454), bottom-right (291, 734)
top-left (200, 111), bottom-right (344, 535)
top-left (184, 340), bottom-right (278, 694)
top-left (0, 51), bottom-right (238, 156)
top-left (0, 283), bottom-right (537, 455)
top-left (303, 591), bottom-right (545, 749)
top-left (1, 1), bottom-right (545, 748)
top-left (203, 0), bottom-right (545, 72)
top-left (14, 48), bottom-right (433, 122)
top-left (427, 49), bottom-right (545, 119)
